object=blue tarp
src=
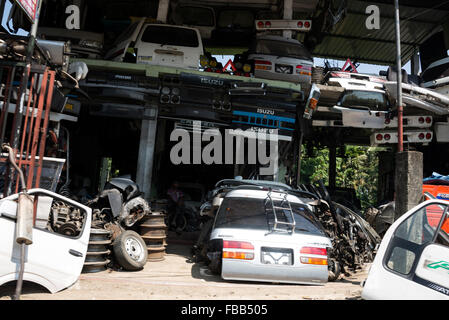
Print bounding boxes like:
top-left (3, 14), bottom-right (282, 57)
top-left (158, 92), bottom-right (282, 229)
top-left (423, 172), bottom-right (449, 185)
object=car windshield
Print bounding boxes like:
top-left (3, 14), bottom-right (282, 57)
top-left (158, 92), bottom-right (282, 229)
top-left (339, 90), bottom-right (389, 110)
top-left (141, 26), bottom-right (199, 47)
top-left (214, 196), bottom-right (325, 236)
top-left (252, 39), bottom-right (312, 60)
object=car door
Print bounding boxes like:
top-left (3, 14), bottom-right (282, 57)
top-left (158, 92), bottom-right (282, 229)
top-left (0, 189), bottom-right (91, 293)
top-left (362, 200), bottom-right (449, 299)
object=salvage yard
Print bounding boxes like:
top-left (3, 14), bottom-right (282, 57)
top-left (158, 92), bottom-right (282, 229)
top-left (0, 243), bottom-right (367, 300)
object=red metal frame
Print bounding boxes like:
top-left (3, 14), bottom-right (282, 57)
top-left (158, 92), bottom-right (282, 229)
top-left (0, 64), bottom-right (56, 196)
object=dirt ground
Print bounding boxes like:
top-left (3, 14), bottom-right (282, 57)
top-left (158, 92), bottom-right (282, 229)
top-left (0, 241), bottom-right (370, 300)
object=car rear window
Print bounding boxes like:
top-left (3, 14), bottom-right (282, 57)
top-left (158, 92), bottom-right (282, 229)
top-left (252, 39), bottom-right (312, 61)
top-left (141, 26), bottom-right (199, 47)
top-left (339, 90), bottom-right (389, 111)
top-left (214, 196), bottom-right (325, 236)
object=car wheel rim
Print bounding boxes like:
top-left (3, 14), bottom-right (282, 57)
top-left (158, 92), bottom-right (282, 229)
top-left (125, 237), bottom-right (144, 261)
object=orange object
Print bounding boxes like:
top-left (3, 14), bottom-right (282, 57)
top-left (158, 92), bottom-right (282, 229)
top-left (423, 184), bottom-right (449, 234)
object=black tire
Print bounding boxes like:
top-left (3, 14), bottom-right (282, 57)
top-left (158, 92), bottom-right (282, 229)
top-left (112, 230), bottom-right (148, 271)
top-left (328, 258), bottom-right (341, 282)
top-left (208, 255), bottom-right (222, 275)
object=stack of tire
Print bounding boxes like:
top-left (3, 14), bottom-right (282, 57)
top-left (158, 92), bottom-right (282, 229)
top-left (82, 228), bottom-right (112, 273)
top-left (139, 213), bottom-right (167, 261)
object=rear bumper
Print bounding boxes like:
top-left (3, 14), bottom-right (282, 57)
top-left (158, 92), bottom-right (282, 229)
top-left (221, 258), bottom-right (328, 285)
top-left (254, 69), bottom-right (310, 85)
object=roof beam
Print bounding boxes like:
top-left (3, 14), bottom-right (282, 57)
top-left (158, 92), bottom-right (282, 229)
top-left (345, 10), bottom-right (440, 26)
top-left (320, 33), bottom-right (416, 46)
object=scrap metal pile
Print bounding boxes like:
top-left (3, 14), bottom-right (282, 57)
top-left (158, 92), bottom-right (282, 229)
top-left (297, 181), bottom-right (381, 280)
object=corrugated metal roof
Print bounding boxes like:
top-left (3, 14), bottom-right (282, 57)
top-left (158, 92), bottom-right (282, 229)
top-left (311, 0), bottom-right (449, 65)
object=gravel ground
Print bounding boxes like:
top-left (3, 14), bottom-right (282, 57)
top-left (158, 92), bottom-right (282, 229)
top-left (0, 243), bottom-right (369, 300)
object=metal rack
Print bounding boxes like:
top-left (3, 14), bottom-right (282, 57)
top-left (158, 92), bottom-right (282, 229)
top-left (264, 189), bottom-right (296, 234)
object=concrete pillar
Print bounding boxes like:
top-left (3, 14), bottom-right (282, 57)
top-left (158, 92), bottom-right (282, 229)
top-left (394, 151), bottom-right (423, 220)
top-left (283, 0), bottom-right (293, 39)
top-left (157, 0), bottom-right (170, 23)
top-left (136, 107), bottom-right (158, 201)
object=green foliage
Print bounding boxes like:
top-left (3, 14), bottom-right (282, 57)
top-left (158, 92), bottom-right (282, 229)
top-left (300, 145), bottom-right (379, 210)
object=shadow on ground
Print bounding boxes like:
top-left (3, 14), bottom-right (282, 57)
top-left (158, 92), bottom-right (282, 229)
top-left (0, 281), bottom-right (50, 299)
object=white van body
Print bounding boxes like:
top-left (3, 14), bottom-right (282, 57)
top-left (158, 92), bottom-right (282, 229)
top-left (105, 20), bottom-right (204, 70)
top-left (362, 200), bottom-right (449, 300)
top-left (0, 189), bottom-right (91, 293)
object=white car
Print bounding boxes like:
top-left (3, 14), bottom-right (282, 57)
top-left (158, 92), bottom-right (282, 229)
top-left (105, 19), bottom-right (204, 70)
top-left (208, 186), bottom-right (332, 285)
top-left (362, 199), bottom-right (449, 299)
top-left (246, 35), bottom-right (313, 86)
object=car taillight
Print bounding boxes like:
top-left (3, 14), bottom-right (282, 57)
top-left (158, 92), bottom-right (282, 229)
top-left (300, 257), bottom-right (328, 265)
top-left (296, 65), bottom-right (312, 76)
top-left (419, 133), bottom-right (425, 140)
top-left (308, 97), bottom-right (318, 110)
top-left (265, 21), bottom-right (271, 28)
top-left (223, 241), bottom-right (254, 260)
top-left (385, 118), bottom-right (390, 125)
top-left (223, 240), bottom-right (254, 250)
top-left (300, 247), bottom-right (327, 256)
top-left (257, 21), bottom-right (264, 28)
top-left (222, 251), bottom-right (254, 260)
top-left (426, 117), bottom-right (432, 124)
top-left (376, 133), bottom-right (383, 141)
top-left (426, 132), bottom-right (432, 139)
top-left (300, 247), bottom-right (327, 265)
top-left (255, 60), bottom-right (272, 65)
top-left (419, 117), bottom-right (424, 124)
top-left (304, 21), bottom-right (310, 28)
top-left (384, 133), bottom-right (391, 141)
top-left (254, 60), bottom-right (272, 71)
top-left (297, 21), bottom-right (303, 28)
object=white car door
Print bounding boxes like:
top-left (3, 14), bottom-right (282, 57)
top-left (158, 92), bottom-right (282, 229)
top-left (362, 200), bottom-right (449, 299)
top-left (334, 106), bottom-right (387, 128)
top-left (0, 189), bottom-right (91, 293)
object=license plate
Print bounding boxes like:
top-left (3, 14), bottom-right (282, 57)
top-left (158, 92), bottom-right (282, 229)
top-left (275, 64), bottom-right (293, 74)
top-left (261, 247), bottom-right (293, 265)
